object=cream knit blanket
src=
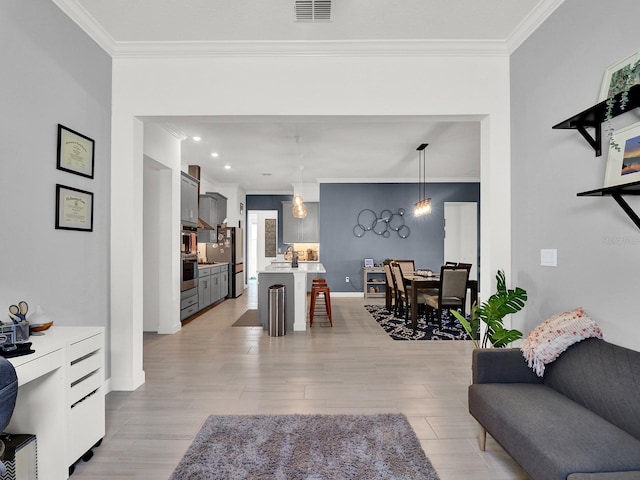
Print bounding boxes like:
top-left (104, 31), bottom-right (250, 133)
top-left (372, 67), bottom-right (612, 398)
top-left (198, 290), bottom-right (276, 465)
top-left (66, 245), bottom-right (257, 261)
top-left (521, 307), bottom-right (603, 377)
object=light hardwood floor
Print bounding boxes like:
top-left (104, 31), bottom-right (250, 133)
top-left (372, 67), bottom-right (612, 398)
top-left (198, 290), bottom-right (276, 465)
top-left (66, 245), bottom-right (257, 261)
top-left (72, 282), bottom-right (529, 479)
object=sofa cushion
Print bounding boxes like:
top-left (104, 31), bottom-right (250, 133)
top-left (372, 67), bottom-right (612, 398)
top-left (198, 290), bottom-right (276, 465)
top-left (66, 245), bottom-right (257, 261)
top-left (469, 383), bottom-right (640, 480)
top-left (544, 338), bottom-right (640, 440)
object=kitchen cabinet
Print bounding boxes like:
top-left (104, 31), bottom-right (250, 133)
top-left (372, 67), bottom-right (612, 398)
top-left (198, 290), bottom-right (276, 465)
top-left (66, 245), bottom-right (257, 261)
top-left (181, 287), bottom-right (198, 321)
top-left (181, 172), bottom-right (198, 228)
top-left (282, 201), bottom-right (319, 243)
top-left (198, 194), bottom-right (218, 243)
top-left (198, 266), bottom-right (212, 310)
top-left (220, 264), bottom-right (229, 298)
top-left (204, 192), bottom-right (228, 224)
top-left (197, 264), bottom-right (226, 311)
top-left (210, 265), bottom-right (222, 304)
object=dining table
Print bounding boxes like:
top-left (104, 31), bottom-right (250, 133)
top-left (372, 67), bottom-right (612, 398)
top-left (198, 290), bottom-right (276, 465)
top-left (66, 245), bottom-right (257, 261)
top-left (403, 273), bottom-right (478, 330)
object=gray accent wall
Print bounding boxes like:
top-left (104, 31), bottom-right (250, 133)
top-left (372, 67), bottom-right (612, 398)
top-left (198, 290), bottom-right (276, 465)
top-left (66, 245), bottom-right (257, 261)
top-left (320, 183), bottom-right (480, 292)
top-left (0, 1), bottom-right (112, 350)
top-left (511, 0), bottom-right (640, 350)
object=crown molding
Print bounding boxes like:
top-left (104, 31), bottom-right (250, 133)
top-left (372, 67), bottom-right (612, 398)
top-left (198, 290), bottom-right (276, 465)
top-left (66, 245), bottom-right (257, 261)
top-left (506, 0), bottom-right (565, 54)
top-left (111, 39), bottom-right (511, 59)
top-left (53, 0), bottom-right (563, 59)
top-left (52, 0), bottom-right (116, 54)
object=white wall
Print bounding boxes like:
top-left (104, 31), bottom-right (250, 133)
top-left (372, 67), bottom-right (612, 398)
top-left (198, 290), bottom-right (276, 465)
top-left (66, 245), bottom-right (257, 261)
top-left (0, 0), bottom-right (112, 369)
top-left (143, 125), bottom-right (182, 334)
top-left (110, 53), bottom-right (512, 389)
top-left (511, 0), bottom-right (640, 350)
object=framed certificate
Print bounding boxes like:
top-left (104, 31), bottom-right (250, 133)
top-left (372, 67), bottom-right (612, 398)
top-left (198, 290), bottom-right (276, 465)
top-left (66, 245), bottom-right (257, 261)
top-left (57, 124), bottom-right (95, 178)
top-left (55, 184), bottom-right (94, 232)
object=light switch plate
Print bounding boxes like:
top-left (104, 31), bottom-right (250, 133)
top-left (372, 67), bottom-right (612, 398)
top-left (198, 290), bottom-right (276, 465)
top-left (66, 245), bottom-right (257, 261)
top-left (540, 249), bottom-right (557, 267)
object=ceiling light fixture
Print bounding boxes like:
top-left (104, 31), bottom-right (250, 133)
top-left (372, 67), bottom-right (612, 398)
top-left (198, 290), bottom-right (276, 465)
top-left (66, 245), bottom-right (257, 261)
top-left (414, 143), bottom-right (432, 217)
top-left (192, 136), bottom-right (201, 142)
top-left (224, 165), bottom-right (231, 170)
top-left (211, 152), bottom-right (219, 158)
top-left (292, 135), bottom-right (307, 219)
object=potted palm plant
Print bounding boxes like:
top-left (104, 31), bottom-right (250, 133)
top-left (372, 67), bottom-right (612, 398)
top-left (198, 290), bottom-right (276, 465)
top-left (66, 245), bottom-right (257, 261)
top-left (451, 270), bottom-right (527, 348)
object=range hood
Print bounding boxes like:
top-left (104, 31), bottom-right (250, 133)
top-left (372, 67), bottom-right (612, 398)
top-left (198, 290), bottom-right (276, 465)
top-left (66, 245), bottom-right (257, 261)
top-left (187, 165), bottom-right (214, 230)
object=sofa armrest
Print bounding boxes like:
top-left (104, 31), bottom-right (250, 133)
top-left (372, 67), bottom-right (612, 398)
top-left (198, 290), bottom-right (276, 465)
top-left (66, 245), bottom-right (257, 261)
top-left (472, 348), bottom-right (543, 384)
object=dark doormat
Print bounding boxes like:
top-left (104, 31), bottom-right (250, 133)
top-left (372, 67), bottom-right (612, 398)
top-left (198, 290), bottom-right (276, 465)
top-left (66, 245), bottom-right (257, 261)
top-left (232, 309), bottom-right (262, 327)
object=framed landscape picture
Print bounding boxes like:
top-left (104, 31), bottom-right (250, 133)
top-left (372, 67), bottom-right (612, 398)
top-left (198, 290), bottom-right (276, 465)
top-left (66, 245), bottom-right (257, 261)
top-left (604, 122), bottom-right (640, 187)
top-left (598, 50), bottom-right (640, 101)
top-left (57, 124), bottom-right (95, 178)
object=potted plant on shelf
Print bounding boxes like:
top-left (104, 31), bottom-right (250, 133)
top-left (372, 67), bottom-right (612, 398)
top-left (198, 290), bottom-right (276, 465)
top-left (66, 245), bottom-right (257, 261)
top-left (451, 270), bottom-right (527, 348)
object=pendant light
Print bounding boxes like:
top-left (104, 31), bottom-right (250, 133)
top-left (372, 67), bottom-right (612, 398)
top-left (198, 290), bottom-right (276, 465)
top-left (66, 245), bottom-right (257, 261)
top-left (292, 136), bottom-right (308, 219)
top-left (414, 143), bottom-right (432, 217)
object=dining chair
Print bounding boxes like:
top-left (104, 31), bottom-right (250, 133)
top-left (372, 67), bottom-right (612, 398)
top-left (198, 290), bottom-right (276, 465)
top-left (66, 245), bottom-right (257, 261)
top-left (384, 263), bottom-right (398, 312)
top-left (393, 263), bottom-right (429, 323)
top-left (424, 265), bottom-right (470, 329)
top-left (457, 262), bottom-right (472, 271)
top-left (444, 261), bottom-right (457, 266)
top-left (394, 259), bottom-right (415, 276)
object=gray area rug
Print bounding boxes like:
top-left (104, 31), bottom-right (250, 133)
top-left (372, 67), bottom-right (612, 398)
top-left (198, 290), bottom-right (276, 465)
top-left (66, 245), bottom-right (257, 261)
top-left (170, 413), bottom-right (440, 480)
top-left (231, 309), bottom-right (262, 327)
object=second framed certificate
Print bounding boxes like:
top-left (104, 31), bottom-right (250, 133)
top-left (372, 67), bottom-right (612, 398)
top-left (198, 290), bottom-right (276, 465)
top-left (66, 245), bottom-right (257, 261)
top-left (55, 184), bottom-right (94, 232)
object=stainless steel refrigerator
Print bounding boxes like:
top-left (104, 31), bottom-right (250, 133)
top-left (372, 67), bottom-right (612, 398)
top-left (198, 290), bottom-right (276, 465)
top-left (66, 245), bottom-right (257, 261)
top-left (206, 227), bottom-right (244, 298)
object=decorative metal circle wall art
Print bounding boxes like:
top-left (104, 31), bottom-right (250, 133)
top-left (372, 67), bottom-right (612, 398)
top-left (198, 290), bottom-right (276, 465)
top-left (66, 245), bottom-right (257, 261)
top-left (353, 208), bottom-right (410, 239)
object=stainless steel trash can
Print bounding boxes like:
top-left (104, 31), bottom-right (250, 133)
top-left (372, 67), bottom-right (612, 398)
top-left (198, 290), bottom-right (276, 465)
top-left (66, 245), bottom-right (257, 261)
top-left (268, 284), bottom-right (286, 337)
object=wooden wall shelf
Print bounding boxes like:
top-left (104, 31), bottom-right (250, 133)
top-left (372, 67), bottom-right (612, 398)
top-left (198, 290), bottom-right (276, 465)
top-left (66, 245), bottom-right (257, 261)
top-left (578, 181), bottom-right (640, 229)
top-left (554, 86), bottom-right (640, 230)
top-left (553, 84), bottom-right (640, 156)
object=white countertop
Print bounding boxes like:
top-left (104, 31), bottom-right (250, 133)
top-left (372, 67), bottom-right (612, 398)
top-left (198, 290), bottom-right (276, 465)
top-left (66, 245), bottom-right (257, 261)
top-left (259, 262), bottom-right (326, 274)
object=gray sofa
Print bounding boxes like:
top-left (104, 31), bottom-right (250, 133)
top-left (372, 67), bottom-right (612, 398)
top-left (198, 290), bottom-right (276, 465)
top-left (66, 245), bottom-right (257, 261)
top-left (469, 338), bottom-right (640, 480)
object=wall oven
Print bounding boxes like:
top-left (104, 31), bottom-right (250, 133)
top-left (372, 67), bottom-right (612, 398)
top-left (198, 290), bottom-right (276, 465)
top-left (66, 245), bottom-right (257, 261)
top-left (181, 226), bottom-right (198, 292)
top-left (181, 254), bottom-right (198, 292)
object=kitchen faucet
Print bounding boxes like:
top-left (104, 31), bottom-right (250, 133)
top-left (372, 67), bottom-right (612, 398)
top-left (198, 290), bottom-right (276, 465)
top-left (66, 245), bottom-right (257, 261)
top-left (285, 246), bottom-right (298, 268)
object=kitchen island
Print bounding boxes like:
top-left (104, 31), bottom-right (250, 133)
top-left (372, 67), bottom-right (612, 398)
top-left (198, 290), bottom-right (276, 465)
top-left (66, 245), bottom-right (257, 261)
top-left (257, 262), bottom-right (326, 331)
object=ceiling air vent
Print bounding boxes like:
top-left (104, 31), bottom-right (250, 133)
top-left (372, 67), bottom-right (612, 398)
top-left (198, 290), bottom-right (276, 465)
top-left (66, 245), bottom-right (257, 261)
top-left (294, 0), bottom-right (332, 22)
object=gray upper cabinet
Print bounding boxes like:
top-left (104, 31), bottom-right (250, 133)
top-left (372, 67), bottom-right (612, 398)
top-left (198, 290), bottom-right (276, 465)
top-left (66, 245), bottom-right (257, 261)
top-left (197, 194), bottom-right (218, 243)
top-left (181, 172), bottom-right (198, 228)
top-left (282, 201), bottom-right (319, 243)
top-left (205, 192), bottom-right (228, 225)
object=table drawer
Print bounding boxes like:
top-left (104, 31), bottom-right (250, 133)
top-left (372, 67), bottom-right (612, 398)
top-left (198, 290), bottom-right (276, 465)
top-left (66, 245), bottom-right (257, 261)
top-left (69, 334), bottom-right (103, 362)
top-left (70, 369), bottom-right (102, 405)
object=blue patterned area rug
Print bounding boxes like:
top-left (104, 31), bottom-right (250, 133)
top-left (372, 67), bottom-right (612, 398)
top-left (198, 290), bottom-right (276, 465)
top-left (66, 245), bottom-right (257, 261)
top-left (365, 304), bottom-right (474, 341)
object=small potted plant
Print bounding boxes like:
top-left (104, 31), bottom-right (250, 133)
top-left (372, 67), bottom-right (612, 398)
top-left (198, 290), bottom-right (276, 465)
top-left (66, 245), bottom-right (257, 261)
top-left (451, 270), bottom-right (527, 348)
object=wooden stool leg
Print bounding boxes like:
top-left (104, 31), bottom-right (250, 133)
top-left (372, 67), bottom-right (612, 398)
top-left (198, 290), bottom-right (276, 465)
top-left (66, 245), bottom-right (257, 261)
top-left (309, 288), bottom-right (316, 326)
top-left (325, 290), bottom-right (332, 327)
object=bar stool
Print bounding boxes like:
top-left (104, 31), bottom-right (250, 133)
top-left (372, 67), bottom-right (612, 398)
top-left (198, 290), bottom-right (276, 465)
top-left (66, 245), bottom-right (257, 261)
top-left (310, 279), bottom-right (332, 327)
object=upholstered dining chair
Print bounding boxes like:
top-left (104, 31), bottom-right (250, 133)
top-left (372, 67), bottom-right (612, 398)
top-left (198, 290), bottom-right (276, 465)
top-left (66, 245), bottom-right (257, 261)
top-left (393, 263), bottom-right (429, 323)
top-left (384, 263), bottom-right (398, 312)
top-left (424, 265), bottom-right (470, 329)
top-left (394, 259), bottom-right (415, 276)
top-left (457, 262), bottom-right (472, 271)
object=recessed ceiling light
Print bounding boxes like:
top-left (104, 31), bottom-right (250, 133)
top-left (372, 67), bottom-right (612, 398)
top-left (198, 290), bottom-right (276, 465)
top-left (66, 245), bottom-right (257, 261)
top-left (224, 165), bottom-right (231, 170)
top-left (211, 152), bottom-right (219, 158)
top-left (192, 136), bottom-right (201, 142)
